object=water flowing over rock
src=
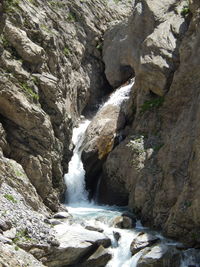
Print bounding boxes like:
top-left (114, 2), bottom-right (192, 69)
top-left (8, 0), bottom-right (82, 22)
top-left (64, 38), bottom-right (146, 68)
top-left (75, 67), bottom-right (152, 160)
top-left (81, 81), bottom-right (134, 197)
top-left (1, 0), bottom-right (200, 265)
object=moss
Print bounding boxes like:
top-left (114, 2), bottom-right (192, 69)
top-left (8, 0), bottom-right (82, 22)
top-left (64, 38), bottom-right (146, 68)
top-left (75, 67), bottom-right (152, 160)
top-left (140, 96), bottom-right (164, 114)
top-left (97, 135), bottom-right (115, 159)
top-left (153, 143), bottom-right (164, 152)
top-left (63, 47), bottom-right (70, 56)
top-left (40, 24), bottom-right (53, 34)
top-left (67, 12), bottom-right (77, 22)
top-left (181, 5), bottom-right (190, 17)
top-left (4, 194), bottom-right (17, 203)
top-left (0, 35), bottom-right (9, 48)
top-left (96, 42), bottom-right (103, 51)
top-left (4, 0), bottom-right (20, 13)
top-left (13, 229), bottom-right (32, 243)
top-left (20, 82), bottom-right (39, 101)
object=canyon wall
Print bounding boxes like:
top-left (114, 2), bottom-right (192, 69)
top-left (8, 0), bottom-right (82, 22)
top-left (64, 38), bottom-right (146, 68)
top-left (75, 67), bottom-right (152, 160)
top-left (96, 0), bottom-right (200, 246)
top-left (0, 0), bottom-right (131, 265)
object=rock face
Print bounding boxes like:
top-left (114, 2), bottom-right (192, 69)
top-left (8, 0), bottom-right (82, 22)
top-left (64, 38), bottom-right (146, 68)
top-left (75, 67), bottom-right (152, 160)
top-left (101, 0), bottom-right (200, 246)
top-left (0, 0), bottom-right (131, 210)
top-left (0, 243), bottom-right (45, 267)
top-left (0, 0), bottom-right (131, 265)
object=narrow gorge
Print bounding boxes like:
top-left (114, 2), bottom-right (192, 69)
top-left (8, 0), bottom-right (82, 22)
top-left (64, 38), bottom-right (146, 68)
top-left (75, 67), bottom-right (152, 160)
top-left (0, 0), bottom-right (200, 266)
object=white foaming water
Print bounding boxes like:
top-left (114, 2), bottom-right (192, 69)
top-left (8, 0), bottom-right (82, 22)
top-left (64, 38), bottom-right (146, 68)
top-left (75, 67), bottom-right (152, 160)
top-left (101, 79), bottom-right (134, 108)
top-left (64, 120), bottom-right (90, 204)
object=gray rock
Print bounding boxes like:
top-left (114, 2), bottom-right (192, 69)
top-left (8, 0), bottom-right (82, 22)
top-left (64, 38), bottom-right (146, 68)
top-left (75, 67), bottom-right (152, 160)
top-left (44, 225), bottom-right (111, 266)
top-left (53, 212), bottom-right (70, 219)
top-left (137, 244), bottom-right (181, 267)
top-left (0, 243), bottom-right (45, 266)
top-left (85, 226), bottom-right (104, 233)
top-left (79, 245), bottom-right (112, 267)
top-left (113, 231), bottom-right (121, 241)
top-left (4, 21), bottom-right (45, 65)
top-left (0, 219), bottom-right (12, 231)
top-left (112, 215), bottom-right (135, 229)
top-left (49, 219), bottom-right (63, 226)
top-left (0, 235), bottom-right (12, 244)
top-left (3, 228), bottom-right (17, 239)
top-left (130, 232), bottom-right (160, 255)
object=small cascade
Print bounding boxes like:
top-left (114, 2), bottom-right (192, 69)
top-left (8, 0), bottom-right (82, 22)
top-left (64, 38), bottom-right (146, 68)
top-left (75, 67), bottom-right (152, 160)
top-left (101, 78), bottom-right (134, 108)
top-left (64, 120), bottom-right (90, 204)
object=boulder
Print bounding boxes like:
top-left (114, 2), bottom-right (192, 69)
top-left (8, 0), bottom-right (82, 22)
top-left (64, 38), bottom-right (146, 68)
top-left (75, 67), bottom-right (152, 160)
top-left (44, 225), bottom-right (111, 266)
top-left (85, 226), bottom-right (104, 233)
top-left (130, 232), bottom-right (160, 255)
top-left (112, 215), bottom-right (135, 229)
top-left (3, 228), bottom-right (16, 240)
top-left (113, 231), bottom-right (121, 242)
top-left (137, 244), bottom-right (181, 267)
top-left (0, 219), bottom-right (12, 231)
top-left (53, 212), bottom-right (71, 219)
top-left (79, 245), bottom-right (112, 267)
top-left (81, 104), bottom-right (126, 196)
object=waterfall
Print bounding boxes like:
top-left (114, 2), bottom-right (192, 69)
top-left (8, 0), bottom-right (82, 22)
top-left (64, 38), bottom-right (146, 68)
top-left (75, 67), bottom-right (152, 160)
top-left (102, 79), bottom-right (134, 108)
top-left (64, 79), bottom-right (134, 205)
top-left (64, 120), bottom-right (90, 204)
top-left (62, 79), bottom-right (200, 267)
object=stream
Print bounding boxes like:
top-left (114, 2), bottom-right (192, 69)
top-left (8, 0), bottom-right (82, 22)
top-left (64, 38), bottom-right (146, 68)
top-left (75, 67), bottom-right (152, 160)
top-left (63, 81), bottom-right (200, 267)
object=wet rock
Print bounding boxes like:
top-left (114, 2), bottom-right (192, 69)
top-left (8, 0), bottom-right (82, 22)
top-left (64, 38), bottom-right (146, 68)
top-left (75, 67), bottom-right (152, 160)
top-left (137, 244), bottom-right (181, 267)
top-left (113, 231), bottom-right (121, 241)
top-left (130, 232), bottom-right (160, 255)
top-left (112, 215), bottom-right (135, 229)
top-left (85, 226), bottom-right (104, 233)
top-left (79, 245), bottom-right (112, 267)
top-left (49, 219), bottom-right (63, 226)
top-left (44, 225), bottom-right (111, 266)
top-left (53, 212), bottom-right (71, 219)
top-left (82, 103), bottom-right (127, 197)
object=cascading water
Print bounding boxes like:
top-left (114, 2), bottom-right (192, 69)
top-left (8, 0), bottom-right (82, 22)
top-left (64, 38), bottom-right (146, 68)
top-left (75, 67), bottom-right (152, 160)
top-left (64, 120), bottom-right (90, 204)
top-left (63, 79), bottom-right (200, 267)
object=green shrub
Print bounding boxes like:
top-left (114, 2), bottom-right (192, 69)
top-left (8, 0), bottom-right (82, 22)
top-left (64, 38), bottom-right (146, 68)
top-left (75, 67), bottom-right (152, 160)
top-left (4, 194), bottom-right (17, 203)
top-left (4, 0), bottom-right (20, 13)
top-left (181, 5), bottom-right (190, 16)
top-left (13, 229), bottom-right (32, 243)
top-left (140, 96), bottom-right (164, 114)
top-left (63, 47), bottom-right (70, 56)
top-left (67, 12), bottom-right (76, 22)
top-left (20, 82), bottom-right (39, 101)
